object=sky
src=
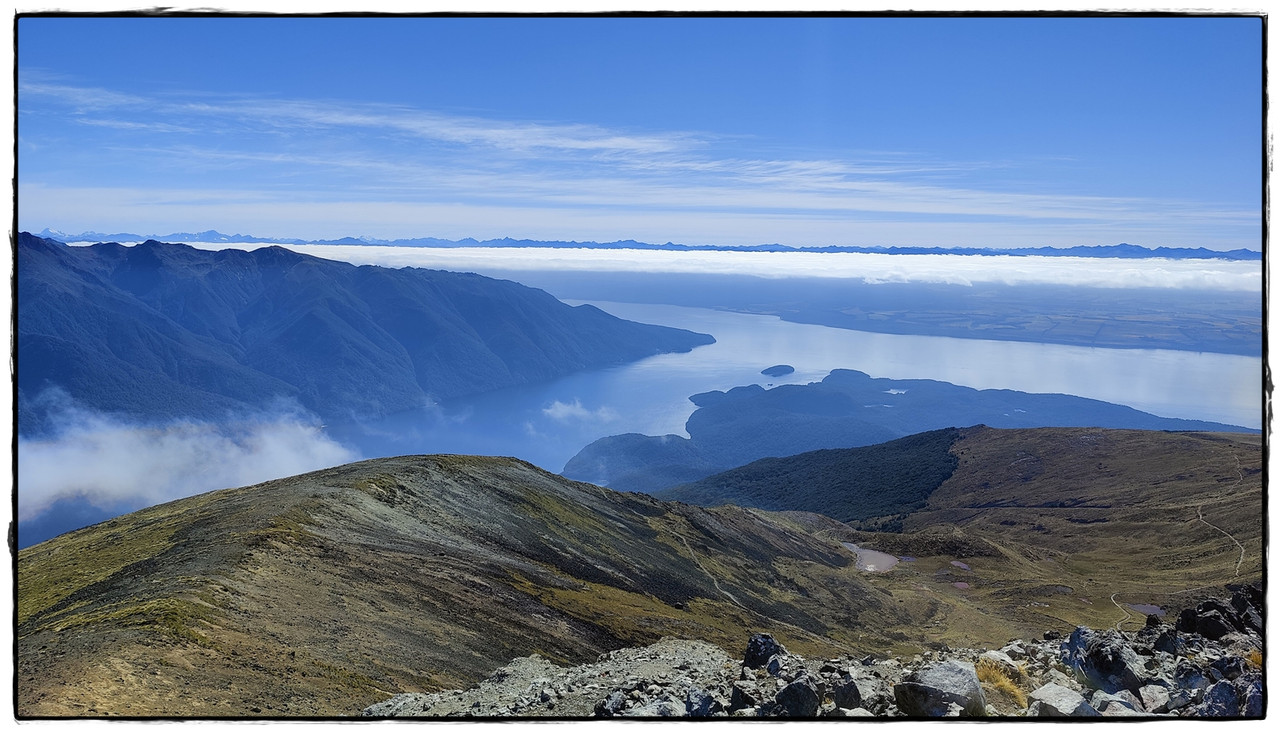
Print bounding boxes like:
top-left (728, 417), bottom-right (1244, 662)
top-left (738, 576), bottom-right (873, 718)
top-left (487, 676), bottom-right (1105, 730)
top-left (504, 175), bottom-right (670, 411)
top-left (15, 14), bottom-right (1265, 250)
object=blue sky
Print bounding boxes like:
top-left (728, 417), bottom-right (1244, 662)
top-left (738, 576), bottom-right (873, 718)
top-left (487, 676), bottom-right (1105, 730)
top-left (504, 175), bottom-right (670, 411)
top-left (17, 15), bottom-right (1264, 250)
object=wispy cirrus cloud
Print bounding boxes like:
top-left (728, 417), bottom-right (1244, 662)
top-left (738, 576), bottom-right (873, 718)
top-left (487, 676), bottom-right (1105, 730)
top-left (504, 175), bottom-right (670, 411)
top-left (19, 79), bottom-right (150, 110)
top-left (24, 79), bottom-right (699, 157)
top-left (18, 76), bottom-right (1261, 249)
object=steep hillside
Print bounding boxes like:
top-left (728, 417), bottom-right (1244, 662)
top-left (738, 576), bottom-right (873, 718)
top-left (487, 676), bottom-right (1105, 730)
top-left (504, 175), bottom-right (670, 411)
top-left (17, 455), bottom-right (907, 717)
top-left (662, 426), bottom-right (1264, 650)
top-left (564, 369), bottom-right (1251, 492)
top-left (658, 428), bottom-right (962, 528)
top-left (17, 233), bottom-right (713, 432)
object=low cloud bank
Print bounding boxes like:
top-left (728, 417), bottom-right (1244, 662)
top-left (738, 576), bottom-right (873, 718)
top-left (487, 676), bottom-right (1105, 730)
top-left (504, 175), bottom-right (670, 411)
top-left (542, 398), bottom-right (619, 424)
top-left (176, 242), bottom-right (1261, 292)
top-left (17, 399), bottom-right (360, 522)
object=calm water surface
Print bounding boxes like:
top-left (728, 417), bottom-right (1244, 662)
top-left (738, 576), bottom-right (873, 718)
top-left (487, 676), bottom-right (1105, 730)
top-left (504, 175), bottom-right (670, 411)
top-left (328, 302), bottom-right (1261, 474)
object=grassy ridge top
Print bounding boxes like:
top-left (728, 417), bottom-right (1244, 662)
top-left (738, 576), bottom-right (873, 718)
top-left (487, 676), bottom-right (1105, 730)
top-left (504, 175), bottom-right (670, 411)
top-left (17, 454), bottom-right (899, 716)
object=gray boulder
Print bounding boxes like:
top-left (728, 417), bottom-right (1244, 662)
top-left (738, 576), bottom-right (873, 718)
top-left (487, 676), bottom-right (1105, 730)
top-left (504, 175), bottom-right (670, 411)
top-left (593, 689), bottom-right (627, 717)
top-left (1153, 628), bottom-right (1183, 655)
top-left (1090, 689), bottom-right (1143, 713)
top-left (1195, 610), bottom-right (1238, 641)
top-left (1173, 657), bottom-right (1211, 699)
top-left (893, 660), bottom-right (987, 717)
top-left (684, 686), bottom-right (724, 717)
top-left (1100, 703), bottom-right (1146, 717)
top-left (834, 706), bottom-right (876, 717)
top-left (1195, 681), bottom-right (1242, 717)
top-left (830, 678), bottom-right (863, 710)
top-left (776, 676), bottom-right (821, 717)
top-left (1230, 591), bottom-right (1264, 634)
top-left (623, 697), bottom-right (682, 717)
top-left (1238, 673), bottom-right (1264, 717)
top-left (743, 634), bottom-right (787, 669)
top-left (855, 676), bottom-right (895, 715)
top-left (1060, 626), bottom-right (1148, 694)
top-left (728, 681), bottom-right (761, 712)
top-left (1026, 683), bottom-right (1102, 717)
top-left (1139, 684), bottom-right (1171, 714)
top-left (1209, 655), bottom-right (1247, 681)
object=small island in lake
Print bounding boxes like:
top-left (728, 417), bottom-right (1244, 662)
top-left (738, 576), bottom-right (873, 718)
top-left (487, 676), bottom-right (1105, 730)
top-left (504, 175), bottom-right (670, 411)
top-left (761, 364), bottom-right (795, 377)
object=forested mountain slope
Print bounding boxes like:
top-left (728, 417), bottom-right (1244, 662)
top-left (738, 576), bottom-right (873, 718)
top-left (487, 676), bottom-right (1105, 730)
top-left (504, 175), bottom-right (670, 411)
top-left (17, 233), bottom-right (712, 432)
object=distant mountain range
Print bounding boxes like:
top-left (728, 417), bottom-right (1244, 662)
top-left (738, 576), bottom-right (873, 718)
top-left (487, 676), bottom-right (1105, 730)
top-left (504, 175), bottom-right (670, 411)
top-left (17, 233), bottom-right (713, 433)
top-left (562, 369), bottom-right (1256, 494)
top-left (36, 228), bottom-right (1262, 261)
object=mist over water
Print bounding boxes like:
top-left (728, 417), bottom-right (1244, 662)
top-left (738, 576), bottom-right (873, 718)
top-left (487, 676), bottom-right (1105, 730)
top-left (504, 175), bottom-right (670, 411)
top-left (16, 396), bottom-right (360, 546)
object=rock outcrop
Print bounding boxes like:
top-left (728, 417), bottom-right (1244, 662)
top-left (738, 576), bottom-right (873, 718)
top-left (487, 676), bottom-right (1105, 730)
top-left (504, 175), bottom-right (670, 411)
top-left (363, 585), bottom-right (1264, 718)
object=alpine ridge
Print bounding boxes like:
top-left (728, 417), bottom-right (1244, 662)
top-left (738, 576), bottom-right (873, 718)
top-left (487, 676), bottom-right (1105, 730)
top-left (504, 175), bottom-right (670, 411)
top-left (15, 426), bottom-right (1262, 717)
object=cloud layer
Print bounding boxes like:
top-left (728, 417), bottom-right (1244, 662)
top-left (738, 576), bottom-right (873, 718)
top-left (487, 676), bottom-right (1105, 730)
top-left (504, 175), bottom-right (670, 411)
top-left (166, 242), bottom-right (1261, 292)
top-left (542, 398), bottom-right (620, 423)
top-left (17, 401), bottom-right (360, 522)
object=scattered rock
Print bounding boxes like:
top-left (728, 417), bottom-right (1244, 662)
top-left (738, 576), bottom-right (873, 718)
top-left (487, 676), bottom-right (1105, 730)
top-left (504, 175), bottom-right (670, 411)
top-left (362, 585), bottom-right (1263, 719)
top-left (623, 697), bottom-right (682, 717)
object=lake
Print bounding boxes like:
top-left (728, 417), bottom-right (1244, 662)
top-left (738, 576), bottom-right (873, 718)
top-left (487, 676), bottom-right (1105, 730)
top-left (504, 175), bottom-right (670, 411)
top-left (328, 301), bottom-right (1261, 475)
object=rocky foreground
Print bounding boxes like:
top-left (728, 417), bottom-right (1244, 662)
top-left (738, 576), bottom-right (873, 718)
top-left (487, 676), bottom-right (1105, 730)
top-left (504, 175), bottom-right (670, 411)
top-left (364, 585), bottom-right (1265, 718)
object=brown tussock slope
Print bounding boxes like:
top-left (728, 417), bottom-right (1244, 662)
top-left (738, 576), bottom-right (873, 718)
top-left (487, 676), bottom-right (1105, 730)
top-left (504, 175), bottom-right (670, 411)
top-left (842, 426), bottom-right (1263, 646)
top-left (17, 454), bottom-right (900, 717)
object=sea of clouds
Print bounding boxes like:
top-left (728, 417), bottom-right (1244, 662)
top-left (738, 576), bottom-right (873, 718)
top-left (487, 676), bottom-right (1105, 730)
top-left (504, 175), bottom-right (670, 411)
top-left (143, 242), bottom-right (1262, 292)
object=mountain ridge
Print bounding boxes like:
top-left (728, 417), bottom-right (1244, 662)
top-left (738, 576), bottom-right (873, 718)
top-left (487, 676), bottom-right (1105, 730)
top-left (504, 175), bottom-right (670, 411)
top-left (17, 232), bottom-right (713, 433)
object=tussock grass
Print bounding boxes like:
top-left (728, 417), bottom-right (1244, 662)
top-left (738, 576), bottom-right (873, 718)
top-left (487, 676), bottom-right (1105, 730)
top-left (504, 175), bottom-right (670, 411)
top-left (49, 596), bottom-right (218, 647)
top-left (17, 495), bottom-right (217, 625)
top-left (976, 656), bottom-right (1027, 709)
